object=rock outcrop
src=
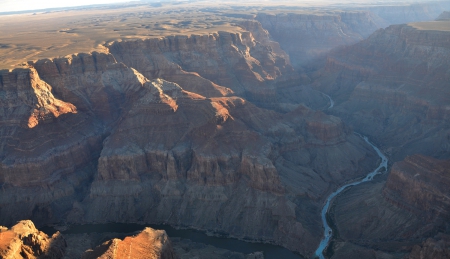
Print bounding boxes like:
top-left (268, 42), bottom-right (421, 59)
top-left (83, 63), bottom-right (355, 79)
top-left (329, 154), bottom-right (450, 257)
top-left (384, 155), bottom-right (450, 221)
top-left (366, 1), bottom-right (450, 24)
top-left (82, 227), bottom-right (176, 259)
top-left (108, 30), bottom-right (298, 110)
top-left (256, 11), bottom-right (387, 68)
top-left (436, 11), bottom-right (450, 21)
top-left (0, 220), bottom-right (66, 259)
top-left (405, 234), bottom-right (450, 259)
top-left (0, 40), bottom-right (379, 258)
top-left (313, 21), bottom-right (450, 161)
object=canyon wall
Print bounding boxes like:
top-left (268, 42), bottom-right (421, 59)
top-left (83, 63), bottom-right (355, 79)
top-left (82, 227), bottom-right (177, 259)
top-left (329, 154), bottom-right (450, 258)
top-left (0, 28), bottom-right (379, 257)
top-left (313, 22), bottom-right (450, 161)
top-left (366, 1), bottom-right (450, 24)
top-left (255, 11), bottom-right (387, 69)
top-left (108, 30), bottom-right (299, 110)
top-left (0, 220), bottom-right (66, 259)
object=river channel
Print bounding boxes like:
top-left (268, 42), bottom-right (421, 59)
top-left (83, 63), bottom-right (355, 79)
top-left (313, 135), bottom-right (388, 259)
top-left (42, 223), bottom-right (303, 259)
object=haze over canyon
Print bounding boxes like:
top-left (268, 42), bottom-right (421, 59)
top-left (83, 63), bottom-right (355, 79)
top-left (1, 0), bottom-right (450, 258)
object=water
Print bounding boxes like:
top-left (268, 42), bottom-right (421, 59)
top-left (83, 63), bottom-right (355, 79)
top-left (322, 93), bottom-right (334, 109)
top-left (42, 223), bottom-right (303, 259)
top-left (313, 135), bottom-right (388, 259)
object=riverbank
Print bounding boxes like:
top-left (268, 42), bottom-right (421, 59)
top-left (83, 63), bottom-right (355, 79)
top-left (314, 135), bottom-right (389, 259)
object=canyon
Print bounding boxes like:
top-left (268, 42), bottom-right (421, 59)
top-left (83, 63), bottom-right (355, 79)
top-left (0, 1), bottom-right (450, 258)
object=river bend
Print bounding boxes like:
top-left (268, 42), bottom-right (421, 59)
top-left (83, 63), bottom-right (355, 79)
top-left (314, 135), bottom-right (388, 259)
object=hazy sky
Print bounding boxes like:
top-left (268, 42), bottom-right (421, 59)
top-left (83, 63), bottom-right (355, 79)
top-left (0, 0), bottom-right (129, 12)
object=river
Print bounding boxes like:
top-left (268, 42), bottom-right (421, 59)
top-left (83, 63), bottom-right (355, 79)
top-left (313, 135), bottom-right (388, 259)
top-left (42, 223), bottom-right (303, 259)
top-left (322, 93), bottom-right (334, 109)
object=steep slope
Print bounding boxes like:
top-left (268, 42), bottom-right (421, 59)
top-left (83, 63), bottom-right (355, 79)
top-left (82, 227), bottom-right (177, 259)
top-left (437, 11), bottom-right (450, 21)
top-left (367, 1), bottom-right (450, 24)
top-left (108, 30), bottom-right (298, 110)
top-left (256, 11), bottom-right (387, 69)
top-left (405, 234), bottom-right (450, 259)
top-left (330, 155), bottom-right (450, 258)
top-left (81, 80), bottom-right (377, 256)
top-left (0, 43), bottom-right (379, 257)
top-left (313, 21), bottom-right (450, 161)
top-left (0, 220), bottom-right (66, 259)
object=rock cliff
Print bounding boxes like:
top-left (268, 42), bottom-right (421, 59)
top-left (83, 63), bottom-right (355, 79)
top-left (256, 11), bottom-right (387, 68)
top-left (437, 11), bottom-right (450, 21)
top-left (0, 41), bottom-right (379, 257)
top-left (82, 227), bottom-right (177, 259)
top-left (0, 220), bottom-right (66, 259)
top-left (313, 21), bottom-right (450, 161)
top-left (329, 154), bottom-right (450, 258)
top-left (384, 155), bottom-right (450, 221)
top-left (367, 1), bottom-right (450, 25)
top-left (108, 30), bottom-right (298, 110)
top-left (405, 234), bottom-right (450, 259)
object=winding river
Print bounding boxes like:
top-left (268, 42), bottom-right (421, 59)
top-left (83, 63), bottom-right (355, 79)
top-left (313, 135), bottom-right (388, 259)
top-left (322, 92), bottom-right (334, 109)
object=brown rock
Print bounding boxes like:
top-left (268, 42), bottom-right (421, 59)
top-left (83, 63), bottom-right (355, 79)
top-left (313, 22), bottom-right (450, 161)
top-left (107, 31), bottom-right (297, 109)
top-left (0, 220), bottom-right (66, 259)
top-left (82, 227), bottom-right (176, 259)
top-left (256, 11), bottom-right (387, 68)
top-left (405, 234), bottom-right (450, 259)
top-left (384, 155), bottom-right (450, 219)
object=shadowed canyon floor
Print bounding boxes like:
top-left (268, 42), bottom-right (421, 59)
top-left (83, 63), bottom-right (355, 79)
top-left (1, 1), bottom-right (450, 259)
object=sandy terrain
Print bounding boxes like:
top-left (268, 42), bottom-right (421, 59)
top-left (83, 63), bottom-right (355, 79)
top-left (0, 3), bottom-right (246, 69)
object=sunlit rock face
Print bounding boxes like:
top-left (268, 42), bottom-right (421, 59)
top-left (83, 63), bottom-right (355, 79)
top-left (107, 30), bottom-right (299, 110)
top-left (82, 227), bottom-right (177, 259)
top-left (0, 220), bottom-right (66, 259)
top-left (0, 29), bottom-right (379, 257)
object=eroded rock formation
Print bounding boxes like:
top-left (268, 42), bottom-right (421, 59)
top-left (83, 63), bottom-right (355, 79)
top-left (82, 227), bottom-right (176, 259)
top-left (329, 154), bottom-right (450, 258)
top-left (256, 11), bottom-right (387, 68)
top-left (0, 220), bottom-right (66, 259)
top-left (313, 21), bottom-right (450, 161)
top-left (0, 28), bottom-right (379, 257)
top-left (405, 234), bottom-right (450, 259)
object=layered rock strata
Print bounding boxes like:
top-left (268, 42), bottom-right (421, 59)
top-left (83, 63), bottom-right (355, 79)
top-left (82, 227), bottom-right (177, 259)
top-left (313, 22), bottom-right (450, 160)
top-left (405, 234), bottom-right (450, 259)
top-left (108, 30), bottom-right (298, 110)
top-left (366, 1), bottom-right (450, 24)
top-left (256, 11), bottom-right (387, 68)
top-left (0, 220), bottom-right (66, 259)
top-left (0, 41), bottom-right (378, 258)
top-left (330, 154), bottom-right (450, 257)
top-left (384, 155), bottom-right (450, 221)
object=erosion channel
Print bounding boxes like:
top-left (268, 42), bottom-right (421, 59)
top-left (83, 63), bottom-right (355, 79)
top-left (314, 135), bottom-right (389, 259)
